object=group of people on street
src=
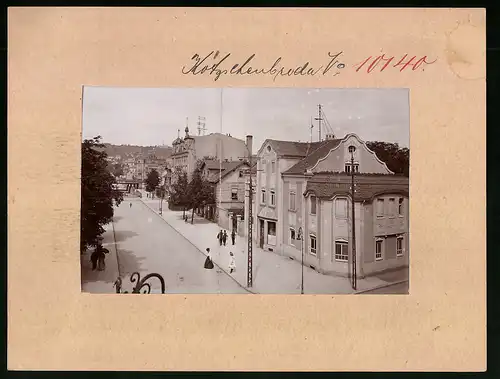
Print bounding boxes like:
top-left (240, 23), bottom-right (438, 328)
top-left (90, 243), bottom-right (109, 271)
top-left (217, 229), bottom-right (236, 246)
top-left (204, 229), bottom-right (237, 274)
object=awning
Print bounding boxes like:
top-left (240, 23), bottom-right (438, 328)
top-left (258, 207), bottom-right (278, 220)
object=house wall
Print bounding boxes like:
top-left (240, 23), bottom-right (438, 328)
top-left (255, 144), bottom-right (278, 250)
top-left (215, 170), bottom-right (246, 209)
top-left (361, 194), bottom-right (409, 276)
top-left (194, 134), bottom-right (247, 162)
top-left (312, 193), bottom-right (407, 278)
top-left (217, 208), bottom-right (231, 231)
top-left (312, 136), bottom-right (392, 174)
top-left (282, 177), bottom-right (305, 261)
top-left (215, 169), bottom-right (247, 230)
top-left (276, 158), bottom-right (302, 254)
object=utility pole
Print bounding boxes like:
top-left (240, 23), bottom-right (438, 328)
top-left (315, 104), bottom-right (323, 142)
top-left (247, 152), bottom-right (253, 288)
top-left (349, 145), bottom-right (357, 290)
top-left (238, 141), bottom-right (261, 289)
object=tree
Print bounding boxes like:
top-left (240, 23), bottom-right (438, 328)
top-left (145, 168), bottom-right (160, 194)
top-left (187, 161), bottom-right (216, 224)
top-left (169, 168), bottom-right (190, 217)
top-left (81, 136), bottom-right (123, 253)
top-left (366, 141), bottom-right (409, 177)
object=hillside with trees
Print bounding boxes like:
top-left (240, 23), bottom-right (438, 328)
top-left (99, 143), bottom-right (173, 160)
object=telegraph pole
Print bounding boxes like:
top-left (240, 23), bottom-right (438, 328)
top-left (238, 143), bottom-right (261, 289)
top-left (315, 104), bottom-right (323, 142)
top-left (349, 145), bottom-right (357, 290)
top-left (247, 152), bottom-right (253, 288)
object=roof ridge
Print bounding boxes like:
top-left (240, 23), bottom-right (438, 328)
top-left (283, 139), bottom-right (341, 175)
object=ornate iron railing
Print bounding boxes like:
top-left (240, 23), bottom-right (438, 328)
top-left (114, 272), bottom-right (166, 294)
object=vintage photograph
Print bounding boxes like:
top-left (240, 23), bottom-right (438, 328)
top-left (80, 87), bottom-right (409, 294)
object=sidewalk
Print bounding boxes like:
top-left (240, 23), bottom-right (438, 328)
top-left (80, 222), bottom-right (120, 293)
top-left (140, 198), bottom-right (406, 294)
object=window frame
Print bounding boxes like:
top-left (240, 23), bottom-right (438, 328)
top-left (271, 161), bottom-right (276, 174)
top-left (289, 191), bottom-right (296, 211)
top-left (375, 238), bottom-right (384, 261)
top-left (398, 197), bottom-right (404, 217)
top-left (289, 228), bottom-right (296, 245)
top-left (261, 159), bottom-right (267, 173)
top-left (267, 221), bottom-right (276, 236)
top-left (335, 197), bottom-right (348, 219)
top-left (270, 189), bottom-right (276, 206)
top-left (310, 195), bottom-right (317, 215)
top-left (344, 163), bottom-right (359, 173)
top-left (231, 187), bottom-right (238, 201)
top-left (396, 235), bottom-right (404, 257)
top-left (376, 198), bottom-right (385, 218)
top-left (388, 198), bottom-right (396, 218)
top-left (309, 234), bottom-right (317, 256)
top-left (261, 189), bottom-right (266, 204)
top-left (334, 239), bottom-right (349, 262)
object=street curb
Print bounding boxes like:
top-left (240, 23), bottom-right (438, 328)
top-left (355, 279), bottom-right (409, 294)
top-left (111, 217), bottom-right (122, 279)
top-left (139, 199), bottom-right (255, 294)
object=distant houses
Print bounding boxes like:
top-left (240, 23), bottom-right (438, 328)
top-left (169, 126), bottom-right (248, 182)
top-left (198, 136), bottom-right (256, 233)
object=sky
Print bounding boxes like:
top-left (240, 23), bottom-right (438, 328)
top-left (82, 87), bottom-right (409, 153)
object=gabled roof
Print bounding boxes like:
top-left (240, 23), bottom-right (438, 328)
top-left (203, 160), bottom-right (227, 171)
top-left (220, 161), bottom-right (248, 180)
top-left (265, 139), bottom-right (327, 158)
top-left (304, 173), bottom-right (409, 201)
top-left (204, 160), bottom-right (250, 183)
top-left (283, 139), bottom-right (343, 175)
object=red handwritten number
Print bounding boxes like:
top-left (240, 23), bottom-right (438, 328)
top-left (393, 54), bottom-right (412, 71)
top-left (354, 56), bottom-right (372, 72)
top-left (367, 55), bottom-right (383, 73)
top-left (380, 56), bottom-right (394, 71)
top-left (355, 54), bottom-right (437, 73)
top-left (412, 56), bottom-right (438, 71)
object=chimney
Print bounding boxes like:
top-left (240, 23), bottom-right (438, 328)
top-left (245, 135), bottom-right (253, 160)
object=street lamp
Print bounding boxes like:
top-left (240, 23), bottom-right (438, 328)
top-left (348, 145), bottom-right (357, 291)
top-left (297, 226), bottom-right (304, 294)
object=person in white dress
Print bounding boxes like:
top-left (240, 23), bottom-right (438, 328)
top-left (228, 251), bottom-right (236, 273)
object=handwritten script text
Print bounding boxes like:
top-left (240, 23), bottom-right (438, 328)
top-left (181, 51), bottom-right (346, 82)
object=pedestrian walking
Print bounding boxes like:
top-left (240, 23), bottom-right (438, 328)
top-left (93, 244), bottom-right (109, 271)
top-left (204, 248), bottom-right (214, 269)
top-left (228, 252), bottom-right (236, 273)
top-left (129, 202), bottom-right (132, 208)
top-left (223, 230), bottom-right (227, 246)
top-left (217, 230), bottom-right (223, 246)
top-left (231, 229), bottom-right (236, 245)
top-left (90, 249), bottom-right (99, 271)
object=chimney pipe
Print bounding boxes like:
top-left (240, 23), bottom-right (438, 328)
top-left (245, 135), bottom-right (253, 160)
